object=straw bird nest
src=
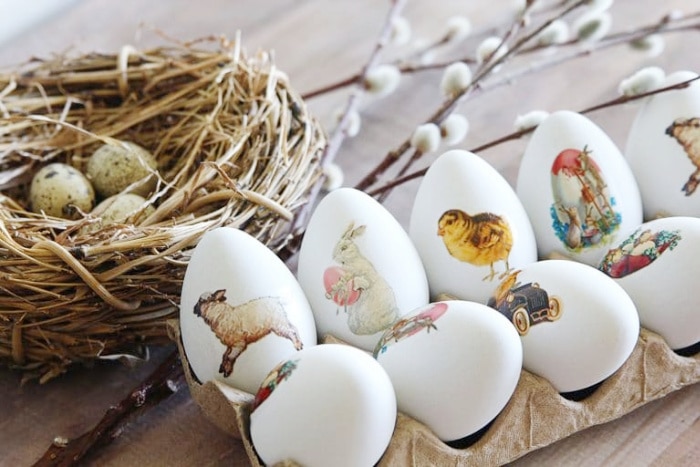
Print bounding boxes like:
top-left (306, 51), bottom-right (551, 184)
top-left (0, 39), bottom-right (326, 382)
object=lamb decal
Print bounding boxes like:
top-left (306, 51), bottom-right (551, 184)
top-left (194, 289), bottom-right (303, 377)
top-left (666, 117), bottom-right (700, 196)
top-left (323, 222), bottom-right (399, 335)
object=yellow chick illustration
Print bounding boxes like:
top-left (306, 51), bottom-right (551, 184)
top-left (437, 209), bottom-right (513, 280)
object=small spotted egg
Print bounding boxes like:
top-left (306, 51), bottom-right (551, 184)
top-left (84, 193), bottom-right (155, 232)
top-left (86, 142), bottom-right (157, 198)
top-left (30, 163), bottom-right (95, 219)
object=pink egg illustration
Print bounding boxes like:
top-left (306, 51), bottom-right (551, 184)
top-left (323, 266), bottom-right (361, 306)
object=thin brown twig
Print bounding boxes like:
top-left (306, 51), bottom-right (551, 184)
top-left (367, 75), bottom-right (700, 197)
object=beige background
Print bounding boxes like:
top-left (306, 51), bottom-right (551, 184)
top-left (0, 1), bottom-right (699, 465)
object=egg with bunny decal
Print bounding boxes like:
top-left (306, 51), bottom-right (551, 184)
top-left (297, 187), bottom-right (430, 351)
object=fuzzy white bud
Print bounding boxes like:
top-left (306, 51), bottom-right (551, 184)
top-left (534, 19), bottom-right (570, 46)
top-left (445, 16), bottom-right (472, 43)
top-left (410, 123), bottom-right (441, 153)
top-left (572, 10), bottom-right (612, 43)
top-left (364, 65), bottom-right (402, 97)
top-left (440, 62), bottom-right (472, 97)
top-left (630, 34), bottom-right (665, 58)
top-left (440, 114), bottom-right (470, 146)
top-left (618, 66), bottom-right (666, 97)
top-left (514, 110), bottom-right (550, 131)
top-left (390, 16), bottom-right (412, 46)
top-left (321, 163), bottom-right (344, 191)
top-left (476, 36), bottom-right (508, 64)
top-left (334, 108), bottom-right (361, 137)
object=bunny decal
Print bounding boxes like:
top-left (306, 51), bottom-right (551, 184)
top-left (323, 222), bottom-right (399, 335)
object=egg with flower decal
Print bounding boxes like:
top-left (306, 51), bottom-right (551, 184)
top-left (487, 260), bottom-right (639, 395)
top-left (516, 110), bottom-right (642, 266)
top-left (297, 187), bottom-right (429, 351)
top-left (179, 227), bottom-right (317, 394)
top-left (598, 216), bottom-right (700, 352)
top-left (250, 344), bottom-right (396, 467)
top-left (625, 71), bottom-right (700, 219)
top-left (409, 149), bottom-right (537, 303)
top-left (373, 300), bottom-right (522, 442)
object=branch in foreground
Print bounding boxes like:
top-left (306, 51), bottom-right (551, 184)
top-left (32, 349), bottom-right (185, 467)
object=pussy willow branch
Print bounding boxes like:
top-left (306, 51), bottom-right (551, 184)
top-left (277, 0), bottom-right (407, 262)
top-left (354, 0), bottom-right (589, 193)
top-left (367, 75), bottom-right (700, 197)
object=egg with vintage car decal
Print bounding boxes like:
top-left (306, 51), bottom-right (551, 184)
top-left (373, 300), bottom-right (522, 443)
top-left (179, 227), bottom-right (317, 394)
top-left (625, 71), bottom-right (700, 219)
top-left (487, 259), bottom-right (639, 394)
top-left (516, 111), bottom-right (643, 266)
top-left (409, 149), bottom-right (537, 303)
top-left (250, 344), bottom-right (396, 467)
top-left (598, 216), bottom-right (700, 352)
top-left (297, 187), bottom-right (429, 351)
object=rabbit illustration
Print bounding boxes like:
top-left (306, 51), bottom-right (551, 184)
top-left (330, 222), bottom-right (399, 335)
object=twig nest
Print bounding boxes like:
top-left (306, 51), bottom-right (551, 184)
top-left (86, 141), bottom-right (158, 198)
top-left (0, 38), bottom-right (325, 382)
top-left (29, 163), bottom-right (96, 219)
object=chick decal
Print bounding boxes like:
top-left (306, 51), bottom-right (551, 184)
top-left (437, 209), bottom-right (513, 281)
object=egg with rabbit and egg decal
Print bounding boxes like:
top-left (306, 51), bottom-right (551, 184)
top-left (177, 70), bottom-right (700, 465)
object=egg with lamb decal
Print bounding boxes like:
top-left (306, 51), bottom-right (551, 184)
top-left (179, 227), bottom-right (317, 394)
top-left (486, 259), bottom-right (639, 395)
top-left (625, 71), bottom-right (700, 219)
top-left (598, 216), bottom-right (700, 352)
top-left (373, 300), bottom-right (522, 443)
top-left (516, 110), bottom-right (643, 266)
top-left (297, 187), bottom-right (429, 351)
top-left (409, 149), bottom-right (537, 303)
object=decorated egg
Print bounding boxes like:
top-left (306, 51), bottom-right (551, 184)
top-left (297, 187), bottom-right (429, 351)
top-left (250, 344), bottom-right (396, 467)
top-left (625, 71), bottom-right (700, 219)
top-left (598, 216), bottom-right (700, 351)
top-left (486, 260), bottom-right (639, 394)
top-left (179, 227), bottom-right (317, 394)
top-left (516, 110), bottom-right (643, 266)
top-left (373, 300), bottom-right (522, 442)
top-left (409, 149), bottom-right (537, 303)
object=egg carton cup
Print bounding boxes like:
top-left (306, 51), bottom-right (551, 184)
top-left (168, 320), bottom-right (700, 466)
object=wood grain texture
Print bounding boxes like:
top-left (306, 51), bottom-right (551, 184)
top-left (0, 1), bottom-right (699, 466)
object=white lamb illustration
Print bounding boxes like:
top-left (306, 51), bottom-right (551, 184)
top-left (194, 289), bottom-right (303, 377)
top-left (666, 117), bottom-right (700, 196)
top-left (330, 222), bottom-right (399, 335)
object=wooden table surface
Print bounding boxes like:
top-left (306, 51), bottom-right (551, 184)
top-left (1, 1), bottom-right (699, 466)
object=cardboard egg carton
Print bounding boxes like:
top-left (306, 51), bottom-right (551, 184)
top-left (167, 321), bottom-right (699, 466)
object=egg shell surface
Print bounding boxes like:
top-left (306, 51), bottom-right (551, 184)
top-left (487, 260), bottom-right (639, 393)
top-left (598, 216), bottom-right (700, 350)
top-left (297, 187), bottom-right (429, 351)
top-left (516, 110), bottom-right (642, 266)
top-left (29, 162), bottom-right (95, 219)
top-left (179, 227), bottom-right (317, 394)
top-left (374, 300), bottom-right (522, 442)
top-left (625, 71), bottom-right (700, 219)
top-left (250, 344), bottom-right (397, 467)
top-left (409, 149), bottom-right (537, 302)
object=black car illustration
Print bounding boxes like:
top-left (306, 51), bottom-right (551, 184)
top-left (488, 280), bottom-right (561, 335)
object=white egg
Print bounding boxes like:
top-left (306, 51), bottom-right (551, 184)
top-left (598, 216), bottom-right (700, 351)
top-left (409, 149), bottom-right (537, 302)
top-left (250, 344), bottom-right (396, 467)
top-left (179, 227), bottom-right (317, 394)
top-left (625, 71), bottom-right (700, 219)
top-left (297, 187), bottom-right (429, 351)
top-left (374, 300), bottom-right (522, 442)
top-left (486, 260), bottom-right (639, 394)
top-left (516, 110), bottom-right (643, 266)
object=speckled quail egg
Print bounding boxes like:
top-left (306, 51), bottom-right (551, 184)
top-left (86, 141), bottom-right (158, 198)
top-left (30, 163), bottom-right (95, 219)
top-left (85, 193), bottom-right (155, 232)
